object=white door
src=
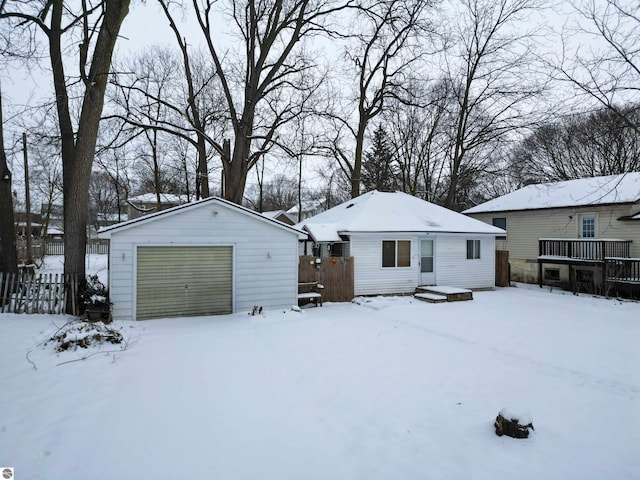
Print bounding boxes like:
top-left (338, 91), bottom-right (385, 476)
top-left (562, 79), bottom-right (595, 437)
top-left (420, 239), bottom-right (436, 285)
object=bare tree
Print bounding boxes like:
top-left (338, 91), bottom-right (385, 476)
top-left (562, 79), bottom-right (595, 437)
top-left (1, 0), bottom-right (131, 294)
top-left (511, 105), bottom-right (640, 182)
top-left (558, 0), bottom-right (640, 131)
top-left (328, 0), bottom-right (432, 198)
top-left (384, 80), bottom-right (449, 201)
top-left (191, 0), bottom-right (359, 204)
top-left (0, 88), bottom-right (17, 274)
top-left (441, 0), bottom-right (547, 210)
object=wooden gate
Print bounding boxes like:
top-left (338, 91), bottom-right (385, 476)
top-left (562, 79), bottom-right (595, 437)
top-left (299, 256), bottom-right (354, 303)
top-left (495, 250), bottom-right (510, 287)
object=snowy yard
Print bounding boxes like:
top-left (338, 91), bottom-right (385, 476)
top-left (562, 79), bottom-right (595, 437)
top-left (1, 285), bottom-right (639, 479)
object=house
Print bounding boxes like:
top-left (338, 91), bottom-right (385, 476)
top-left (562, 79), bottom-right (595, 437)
top-left (463, 173), bottom-right (640, 293)
top-left (286, 198), bottom-right (327, 222)
top-left (296, 190), bottom-right (505, 297)
top-left (98, 197), bottom-right (304, 321)
top-left (261, 210), bottom-right (297, 226)
top-left (126, 193), bottom-right (187, 220)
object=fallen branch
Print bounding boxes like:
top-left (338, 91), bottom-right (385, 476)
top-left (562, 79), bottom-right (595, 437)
top-left (26, 350), bottom-right (37, 370)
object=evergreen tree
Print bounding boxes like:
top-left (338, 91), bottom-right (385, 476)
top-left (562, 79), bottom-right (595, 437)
top-left (362, 125), bottom-right (398, 192)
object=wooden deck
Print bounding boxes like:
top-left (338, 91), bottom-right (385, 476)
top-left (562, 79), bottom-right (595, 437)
top-left (414, 286), bottom-right (473, 303)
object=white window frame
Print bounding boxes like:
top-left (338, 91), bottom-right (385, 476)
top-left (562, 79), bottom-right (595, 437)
top-left (382, 240), bottom-right (411, 268)
top-left (578, 213), bottom-right (597, 239)
top-left (466, 239), bottom-right (481, 260)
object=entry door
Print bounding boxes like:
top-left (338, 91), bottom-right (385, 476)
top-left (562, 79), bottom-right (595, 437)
top-left (420, 239), bottom-right (435, 285)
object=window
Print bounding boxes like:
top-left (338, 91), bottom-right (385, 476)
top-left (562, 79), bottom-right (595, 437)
top-left (466, 239), bottom-right (481, 259)
top-left (329, 243), bottom-right (344, 257)
top-left (579, 214), bottom-right (596, 238)
top-left (382, 240), bottom-right (411, 267)
top-left (420, 240), bottom-right (434, 273)
top-left (544, 268), bottom-right (560, 281)
top-left (492, 217), bottom-right (507, 230)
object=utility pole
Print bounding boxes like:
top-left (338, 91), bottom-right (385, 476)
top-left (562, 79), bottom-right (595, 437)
top-left (22, 132), bottom-right (33, 266)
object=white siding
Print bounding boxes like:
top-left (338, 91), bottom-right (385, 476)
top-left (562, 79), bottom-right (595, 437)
top-left (349, 233), bottom-right (496, 296)
top-left (107, 202), bottom-right (299, 321)
top-left (434, 235), bottom-right (496, 289)
top-left (350, 234), bottom-right (419, 296)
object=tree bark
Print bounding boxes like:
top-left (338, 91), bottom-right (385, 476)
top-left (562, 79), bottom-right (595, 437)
top-left (50, 0), bottom-right (130, 299)
top-left (0, 91), bottom-right (18, 274)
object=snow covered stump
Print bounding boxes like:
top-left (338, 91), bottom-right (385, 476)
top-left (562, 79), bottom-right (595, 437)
top-left (494, 409), bottom-right (534, 438)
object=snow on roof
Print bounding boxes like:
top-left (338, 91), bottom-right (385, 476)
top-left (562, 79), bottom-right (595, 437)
top-left (128, 193), bottom-right (187, 204)
top-left (296, 191), bottom-right (504, 241)
top-left (632, 212), bottom-right (640, 220)
top-left (464, 173), bottom-right (640, 214)
top-left (286, 198), bottom-right (325, 215)
top-left (99, 196), bottom-right (305, 238)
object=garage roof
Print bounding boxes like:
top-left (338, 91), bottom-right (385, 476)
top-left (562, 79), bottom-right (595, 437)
top-left (98, 196), bottom-right (306, 239)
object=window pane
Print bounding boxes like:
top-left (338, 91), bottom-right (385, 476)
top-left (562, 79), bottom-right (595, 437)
top-left (421, 240), bottom-right (433, 256)
top-left (421, 257), bottom-right (433, 272)
top-left (382, 241), bottom-right (395, 267)
top-left (397, 241), bottom-right (411, 267)
top-left (467, 239), bottom-right (480, 259)
top-left (492, 217), bottom-right (507, 230)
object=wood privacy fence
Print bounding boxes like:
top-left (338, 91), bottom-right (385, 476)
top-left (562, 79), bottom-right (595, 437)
top-left (495, 250), bottom-right (510, 287)
top-left (0, 272), bottom-right (80, 315)
top-left (299, 256), bottom-right (354, 303)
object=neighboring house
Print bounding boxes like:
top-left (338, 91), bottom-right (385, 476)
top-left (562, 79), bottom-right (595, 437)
top-left (98, 197), bottom-right (304, 321)
top-left (261, 210), bottom-right (297, 226)
top-left (296, 190), bottom-right (505, 296)
top-left (286, 198), bottom-right (326, 222)
top-left (126, 193), bottom-right (187, 220)
top-left (464, 173), bottom-right (640, 293)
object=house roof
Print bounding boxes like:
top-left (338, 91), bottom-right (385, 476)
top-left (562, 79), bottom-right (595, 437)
top-left (261, 210), bottom-right (296, 224)
top-left (98, 196), bottom-right (305, 238)
top-left (286, 198), bottom-right (325, 215)
top-left (464, 173), bottom-right (640, 214)
top-left (127, 193), bottom-right (187, 204)
top-left (296, 191), bottom-right (504, 242)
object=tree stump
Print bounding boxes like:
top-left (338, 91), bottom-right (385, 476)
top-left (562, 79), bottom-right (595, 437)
top-left (494, 412), bottom-right (534, 438)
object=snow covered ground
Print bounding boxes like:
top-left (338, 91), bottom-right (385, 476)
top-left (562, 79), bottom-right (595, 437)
top-left (37, 254), bottom-right (109, 285)
top-left (1, 284), bottom-right (639, 479)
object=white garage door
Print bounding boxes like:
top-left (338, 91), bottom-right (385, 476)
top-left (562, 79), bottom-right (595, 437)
top-left (136, 246), bottom-right (233, 320)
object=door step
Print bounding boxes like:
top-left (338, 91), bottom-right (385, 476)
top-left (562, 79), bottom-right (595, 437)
top-left (415, 286), bottom-right (473, 302)
top-left (414, 292), bottom-right (448, 303)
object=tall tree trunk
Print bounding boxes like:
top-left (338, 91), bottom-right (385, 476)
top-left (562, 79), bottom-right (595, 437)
top-left (351, 114), bottom-right (367, 198)
top-left (52, 0), bottom-right (130, 305)
top-left (0, 91), bottom-right (18, 274)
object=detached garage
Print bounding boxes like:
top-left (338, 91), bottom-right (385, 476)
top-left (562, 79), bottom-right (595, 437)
top-left (98, 197), bottom-right (303, 321)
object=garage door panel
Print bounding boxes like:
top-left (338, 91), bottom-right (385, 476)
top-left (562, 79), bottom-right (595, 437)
top-left (137, 246), bottom-right (232, 320)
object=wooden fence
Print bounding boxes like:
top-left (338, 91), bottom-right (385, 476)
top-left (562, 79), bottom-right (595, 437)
top-left (0, 272), bottom-right (79, 315)
top-left (495, 250), bottom-right (510, 287)
top-left (299, 256), bottom-right (354, 303)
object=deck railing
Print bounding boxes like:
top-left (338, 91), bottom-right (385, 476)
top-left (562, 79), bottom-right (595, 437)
top-left (539, 239), bottom-right (631, 261)
top-left (605, 257), bottom-right (640, 284)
